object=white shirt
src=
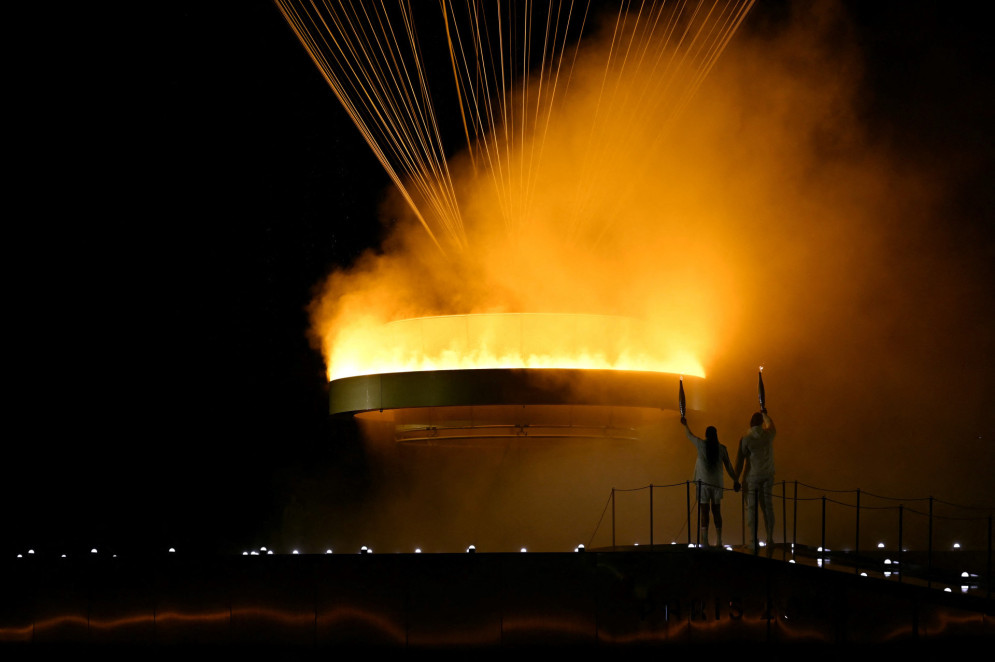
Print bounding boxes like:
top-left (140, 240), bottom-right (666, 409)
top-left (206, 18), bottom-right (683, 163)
top-left (738, 415), bottom-right (777, 480)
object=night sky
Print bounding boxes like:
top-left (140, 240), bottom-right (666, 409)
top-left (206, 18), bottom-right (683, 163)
top-left (4, 1), bottom-right (992, 557)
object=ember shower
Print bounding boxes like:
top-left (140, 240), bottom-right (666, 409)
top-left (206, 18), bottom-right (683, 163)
top-left (277, 0), bottom-right (756, 382)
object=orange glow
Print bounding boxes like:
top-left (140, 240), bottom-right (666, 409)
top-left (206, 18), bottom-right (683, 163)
top-left (294, 4), bottom-right (742, 386)
top-left (328, 313), bottom-right (704, 381)
top-left (279, 0), bottom-right (994, 556)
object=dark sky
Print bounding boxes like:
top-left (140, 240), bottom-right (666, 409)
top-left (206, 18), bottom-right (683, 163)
top-left (4, 1), bottom-right (991, 557)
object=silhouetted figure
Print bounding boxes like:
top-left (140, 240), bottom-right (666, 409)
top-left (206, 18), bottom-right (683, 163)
top-left (734, 411), bottom-right (777, 556)
top-left (682, 418), bottom-right (738, 548)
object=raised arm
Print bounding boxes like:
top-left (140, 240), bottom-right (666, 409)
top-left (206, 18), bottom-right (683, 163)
top-left (684, 427), bottom-right (697, 443)
top-left (682, 420), bottom-right (702, 445)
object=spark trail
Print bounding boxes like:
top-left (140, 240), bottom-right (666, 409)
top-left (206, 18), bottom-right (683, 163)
top-left (275, 0), bottom-right (754, 253)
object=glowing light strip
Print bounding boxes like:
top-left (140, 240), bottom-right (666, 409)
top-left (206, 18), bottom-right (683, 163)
top-left (327, 313), bottom-right (705, 381)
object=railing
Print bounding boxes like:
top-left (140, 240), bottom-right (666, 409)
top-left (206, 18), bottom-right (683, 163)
top-left (596, 479), bottom-right (993, 600)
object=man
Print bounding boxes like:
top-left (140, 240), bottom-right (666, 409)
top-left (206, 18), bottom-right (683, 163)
top-left (734, 410), bottom-right (776, 556)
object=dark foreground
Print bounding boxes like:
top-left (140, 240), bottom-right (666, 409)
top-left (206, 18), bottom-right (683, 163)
top-left (2, 547), bottom-right (992, 657)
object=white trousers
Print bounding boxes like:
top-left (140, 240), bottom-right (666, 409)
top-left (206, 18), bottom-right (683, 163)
top-left (745, 476), bottom-right (774, 546)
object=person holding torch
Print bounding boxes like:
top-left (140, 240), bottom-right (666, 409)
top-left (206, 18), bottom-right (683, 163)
top-left (681, 417), bottom-right (739, 548)
top-left (734, 373), bottom-right (777, 556)
top-left (680, 377), bottom-right (739, 548)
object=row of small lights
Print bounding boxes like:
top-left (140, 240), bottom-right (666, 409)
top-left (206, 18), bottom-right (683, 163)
top-left (15, 548), bottom-right (178, 559)
top-left (656, 540), bottom-right (980, 595)
top-left (238, 544), bottom-right (588, 555)
top-left (13, 544), bottom-right (982, 593)
top-left (15, 540), bottom-right (968, 558)
top-left (14, 545), bottom-right (572, 557)
top-left (806, 542), bottom-right (979, 593)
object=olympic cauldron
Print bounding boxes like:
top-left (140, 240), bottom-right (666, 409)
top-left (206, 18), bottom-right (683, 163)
top-left (328, 313), bottom-right (705, 444)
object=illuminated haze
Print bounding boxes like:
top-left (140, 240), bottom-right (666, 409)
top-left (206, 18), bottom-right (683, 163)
top-left (293, 3), bottom-right (994, 552)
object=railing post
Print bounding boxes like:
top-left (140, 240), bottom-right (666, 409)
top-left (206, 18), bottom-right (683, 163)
top-left (928, 496), bottom-right (934, 589)
top-left (741, 484), bottom-right (746, 547)
top-left (821, 496), bottom-right (827, 568)
top-left (987, 514), bottom-right (992, 601)
top-left (782, 480), bottom-right (787, 561)
top-left (696, 480), bottom-right (702, 548)
top-left (752, 487), bottom-right (760, 556)
top-left (649, 484), bottom-right (654, 549)
top-left (792, 481), bottom-right (798, 561)
top-left (855, 488), bottom-right (861, 576)
top-left (686, 481), bottom-right (692, 547)
top-left (611, 488), bottom-right (616, 551)
top-left (898, 504), bottom-right (904, 584)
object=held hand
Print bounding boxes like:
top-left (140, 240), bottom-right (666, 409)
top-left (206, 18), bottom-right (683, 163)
top-left (680, 417), bottom-right (687, 426)
top-left (733, 481), bottom-right (741, 493)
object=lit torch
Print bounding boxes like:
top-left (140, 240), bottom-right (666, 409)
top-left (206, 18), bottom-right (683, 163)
top-left (758, 366), bottom-right (767, 414)
top-left (679, 375), bottom-right (687, 424)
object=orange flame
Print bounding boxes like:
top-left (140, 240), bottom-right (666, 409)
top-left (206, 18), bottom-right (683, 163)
top-left (328, 313), bottom-right (705, 381)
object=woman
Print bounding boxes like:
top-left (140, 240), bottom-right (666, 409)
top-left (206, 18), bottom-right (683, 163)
top-left (682, 417), bottom-right (739, 548)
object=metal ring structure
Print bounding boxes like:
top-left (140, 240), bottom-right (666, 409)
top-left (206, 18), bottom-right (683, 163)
top-left (331, 369), bottom-right (705, 444)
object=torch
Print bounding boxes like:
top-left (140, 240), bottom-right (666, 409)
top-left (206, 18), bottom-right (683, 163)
top-left (679, 375), bottom-right (687, 424)
top-left (758, 366), bottom-right (767, 414)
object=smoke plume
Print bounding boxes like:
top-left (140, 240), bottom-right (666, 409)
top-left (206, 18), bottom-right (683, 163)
top-left (294, 2), bottom-right (994, 553)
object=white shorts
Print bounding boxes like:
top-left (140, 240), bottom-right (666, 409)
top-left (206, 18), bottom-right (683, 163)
top-left (698, 483), bottom-right (723, 504)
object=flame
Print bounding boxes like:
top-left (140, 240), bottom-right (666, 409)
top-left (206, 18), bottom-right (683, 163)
top-left (328, 313), bottom-right (704, 381)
